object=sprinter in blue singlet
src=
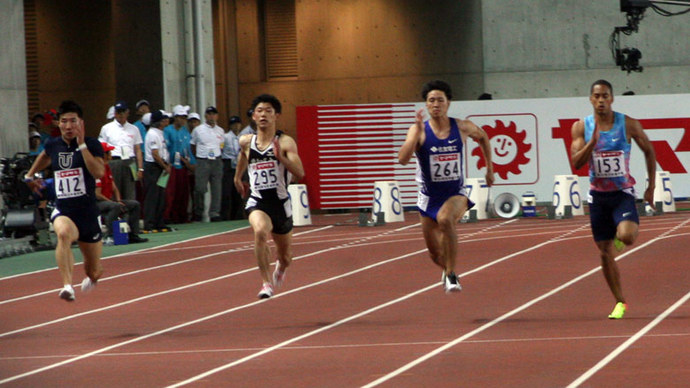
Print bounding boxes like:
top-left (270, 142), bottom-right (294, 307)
top-left (24, 100), bottom-right (106, 302)
top-left (570, 79), bottom-right (657, 319)
top-left (398, 80), bottom-right (495, 294)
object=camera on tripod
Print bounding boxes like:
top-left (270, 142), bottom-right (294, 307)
top-left (0, 153), bottom-right (51, 242)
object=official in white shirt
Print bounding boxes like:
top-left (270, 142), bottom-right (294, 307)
top-left (98, 101), bottom-right (144, 201)
top-left (143, 110), bottom-right (172, 232)
top-left (190, 106), bottom-right (225, 222)
top-left (221, 115), bottom-right (243, 220)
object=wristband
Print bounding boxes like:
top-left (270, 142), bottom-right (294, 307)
top-left (138, 168), bottom-right (144, 172)
top-left (24, 174), bottom-right (34, 183)
top-left (78, 143), bottom-right (87, 151)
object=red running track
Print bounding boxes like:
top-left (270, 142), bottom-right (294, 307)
top-left (0, 212), bottom-right (688, 387)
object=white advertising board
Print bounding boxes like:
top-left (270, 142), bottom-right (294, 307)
top-left (447, 93), bottom-right (690, 203)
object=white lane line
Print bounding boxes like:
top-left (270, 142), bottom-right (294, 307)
top-left (0, 244), bottom-right (252, 306)
top-left (567, 291), bottom-right (690, 388)
top-left (0, 227), bottom-right (251, 281)
top-left (165, 220), bottom-right (583, 387)
top-left (6, 332), bottom-right (689, 361)
top-left (362, 217), bottom-right (690, 387)
top-left (293, 225), bottom-right (334, 236)
top-left (0, 220), bottom-right (515, 385)
top-left (0, 227), bottom-right (347, 305)
top-left (0, 223), bottom-right (422, 337)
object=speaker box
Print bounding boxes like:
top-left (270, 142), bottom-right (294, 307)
top-left (493, 193), bottom-right (521, 218)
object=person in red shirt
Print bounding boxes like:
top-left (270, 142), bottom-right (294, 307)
top-left (96, 142), bottom-right (148, 244)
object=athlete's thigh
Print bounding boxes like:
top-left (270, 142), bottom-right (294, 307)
top-left (437, 195), bottom-right (469, 223)
top-left (248, 208), bottom-right (273, 235)
top-left (52, 215), bottom-right (79, 242)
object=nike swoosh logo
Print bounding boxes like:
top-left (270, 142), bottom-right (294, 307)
top-left (622, 212), bottom-right (631, 218)
top-left (448, 139), bottom-right (458, 144)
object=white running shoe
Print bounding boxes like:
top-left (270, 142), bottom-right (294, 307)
top-left (59, 285), bottom-right (75, 301)
top-left (272, 262), bottom-right (286, 288)
top-left (81, 277), bottom-right (97, 293)
top-left (443, 272), bottom-right (462, 293)
top-left (258, 282), bottom-right (274, 299)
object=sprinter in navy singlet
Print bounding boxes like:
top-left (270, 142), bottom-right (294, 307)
top-left (398, 80), bottom-right (494, 294)
top-left (570, 79), bottom-right (656, 319)
top-left (234, 94), bottom-right (305, 299)
top-left (24, 100), bottom-right (106, 302)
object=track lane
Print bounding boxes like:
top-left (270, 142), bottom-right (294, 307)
top-left (359, 217), bottom-right (690, 387)
top-left (2, 214), bottom-right (684, 386)
top-left (0, 218), bottom-right (524, 384)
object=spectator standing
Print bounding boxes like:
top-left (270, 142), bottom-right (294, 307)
top-left (95, 142), bottom-right (148, 244)
top-left (221, 115), bottom-right (243, 220)
top-left (133, 100), bottom-right (151, 154)
top-left (188, 112), bottom-right (201, 129)
top-left (191, 106), bottom-right (225, 222)
top-left (135, 111), bottom-right (151, 211)
top-left (144, 110), bottom-right (172, 232)
top-left (98, 101), bottom-right (144, 201)
top-left (28, 129), bottom-right (43, 156)
top-left (31, 112), bottom-right (51, 145)
top-left (238, 108), bottom-right (257, 136)
top-left (106, 106), bottom-right (115, 121)
top-left (164, 105), bottom-right (194, 224)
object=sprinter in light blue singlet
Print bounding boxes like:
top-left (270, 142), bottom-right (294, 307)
top-left (570, 79), bottom-right (657, 319)
top-left (398, 80), bottom-right (494, 294)
top-left (584, 111), bottom-right (636, 193)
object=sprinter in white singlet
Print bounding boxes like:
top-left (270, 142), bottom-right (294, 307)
top-left (235, 94), bottom-right (305, 299)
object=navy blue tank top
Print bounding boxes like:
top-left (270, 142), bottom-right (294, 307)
top-left (415, 118), bottom-right (465, 198)
top-left (43, 136), bottom-right (103, 209)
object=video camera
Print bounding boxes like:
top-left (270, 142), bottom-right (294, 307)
top-left (0, 153), bottom-right (52, 240)
top-left (0, 152), bottom-right (37, 209)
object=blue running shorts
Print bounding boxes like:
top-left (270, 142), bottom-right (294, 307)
top-left (51, 205), bottom-right (103, 243)
top-left (588, 190), bottom-right (639, 242)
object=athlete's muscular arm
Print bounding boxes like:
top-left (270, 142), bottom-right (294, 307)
top-left (398, 108), bottom-right (425, 165)
top-left (24, 151), bottom-right (52, 195)
top-left (460, 119), bottom-right (495, 186)
top-left (233, 134), bottom-right (251, 197)
top-left (627, 116), bottom-right (657, 208)
top-left (274, 135), bottom-right (305, 181)
top-left (570, 119), bottom-right (598, 170)
top-left (77, 120), bottom-right (105, 179)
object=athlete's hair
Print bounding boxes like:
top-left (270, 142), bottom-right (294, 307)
top-left (590, 79), bottom-right (613, 95)
top-left (57, 100), bottom-right (83, 118)
top-left (421, 80), bottom-right (453, 101)
top-left (251, 94), bottom-right (282, 114)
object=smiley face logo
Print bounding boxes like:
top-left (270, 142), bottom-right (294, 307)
top-left (472, 120), bottom-right (532, 180)
top-left (491, 135), bottom-right (517, 165)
